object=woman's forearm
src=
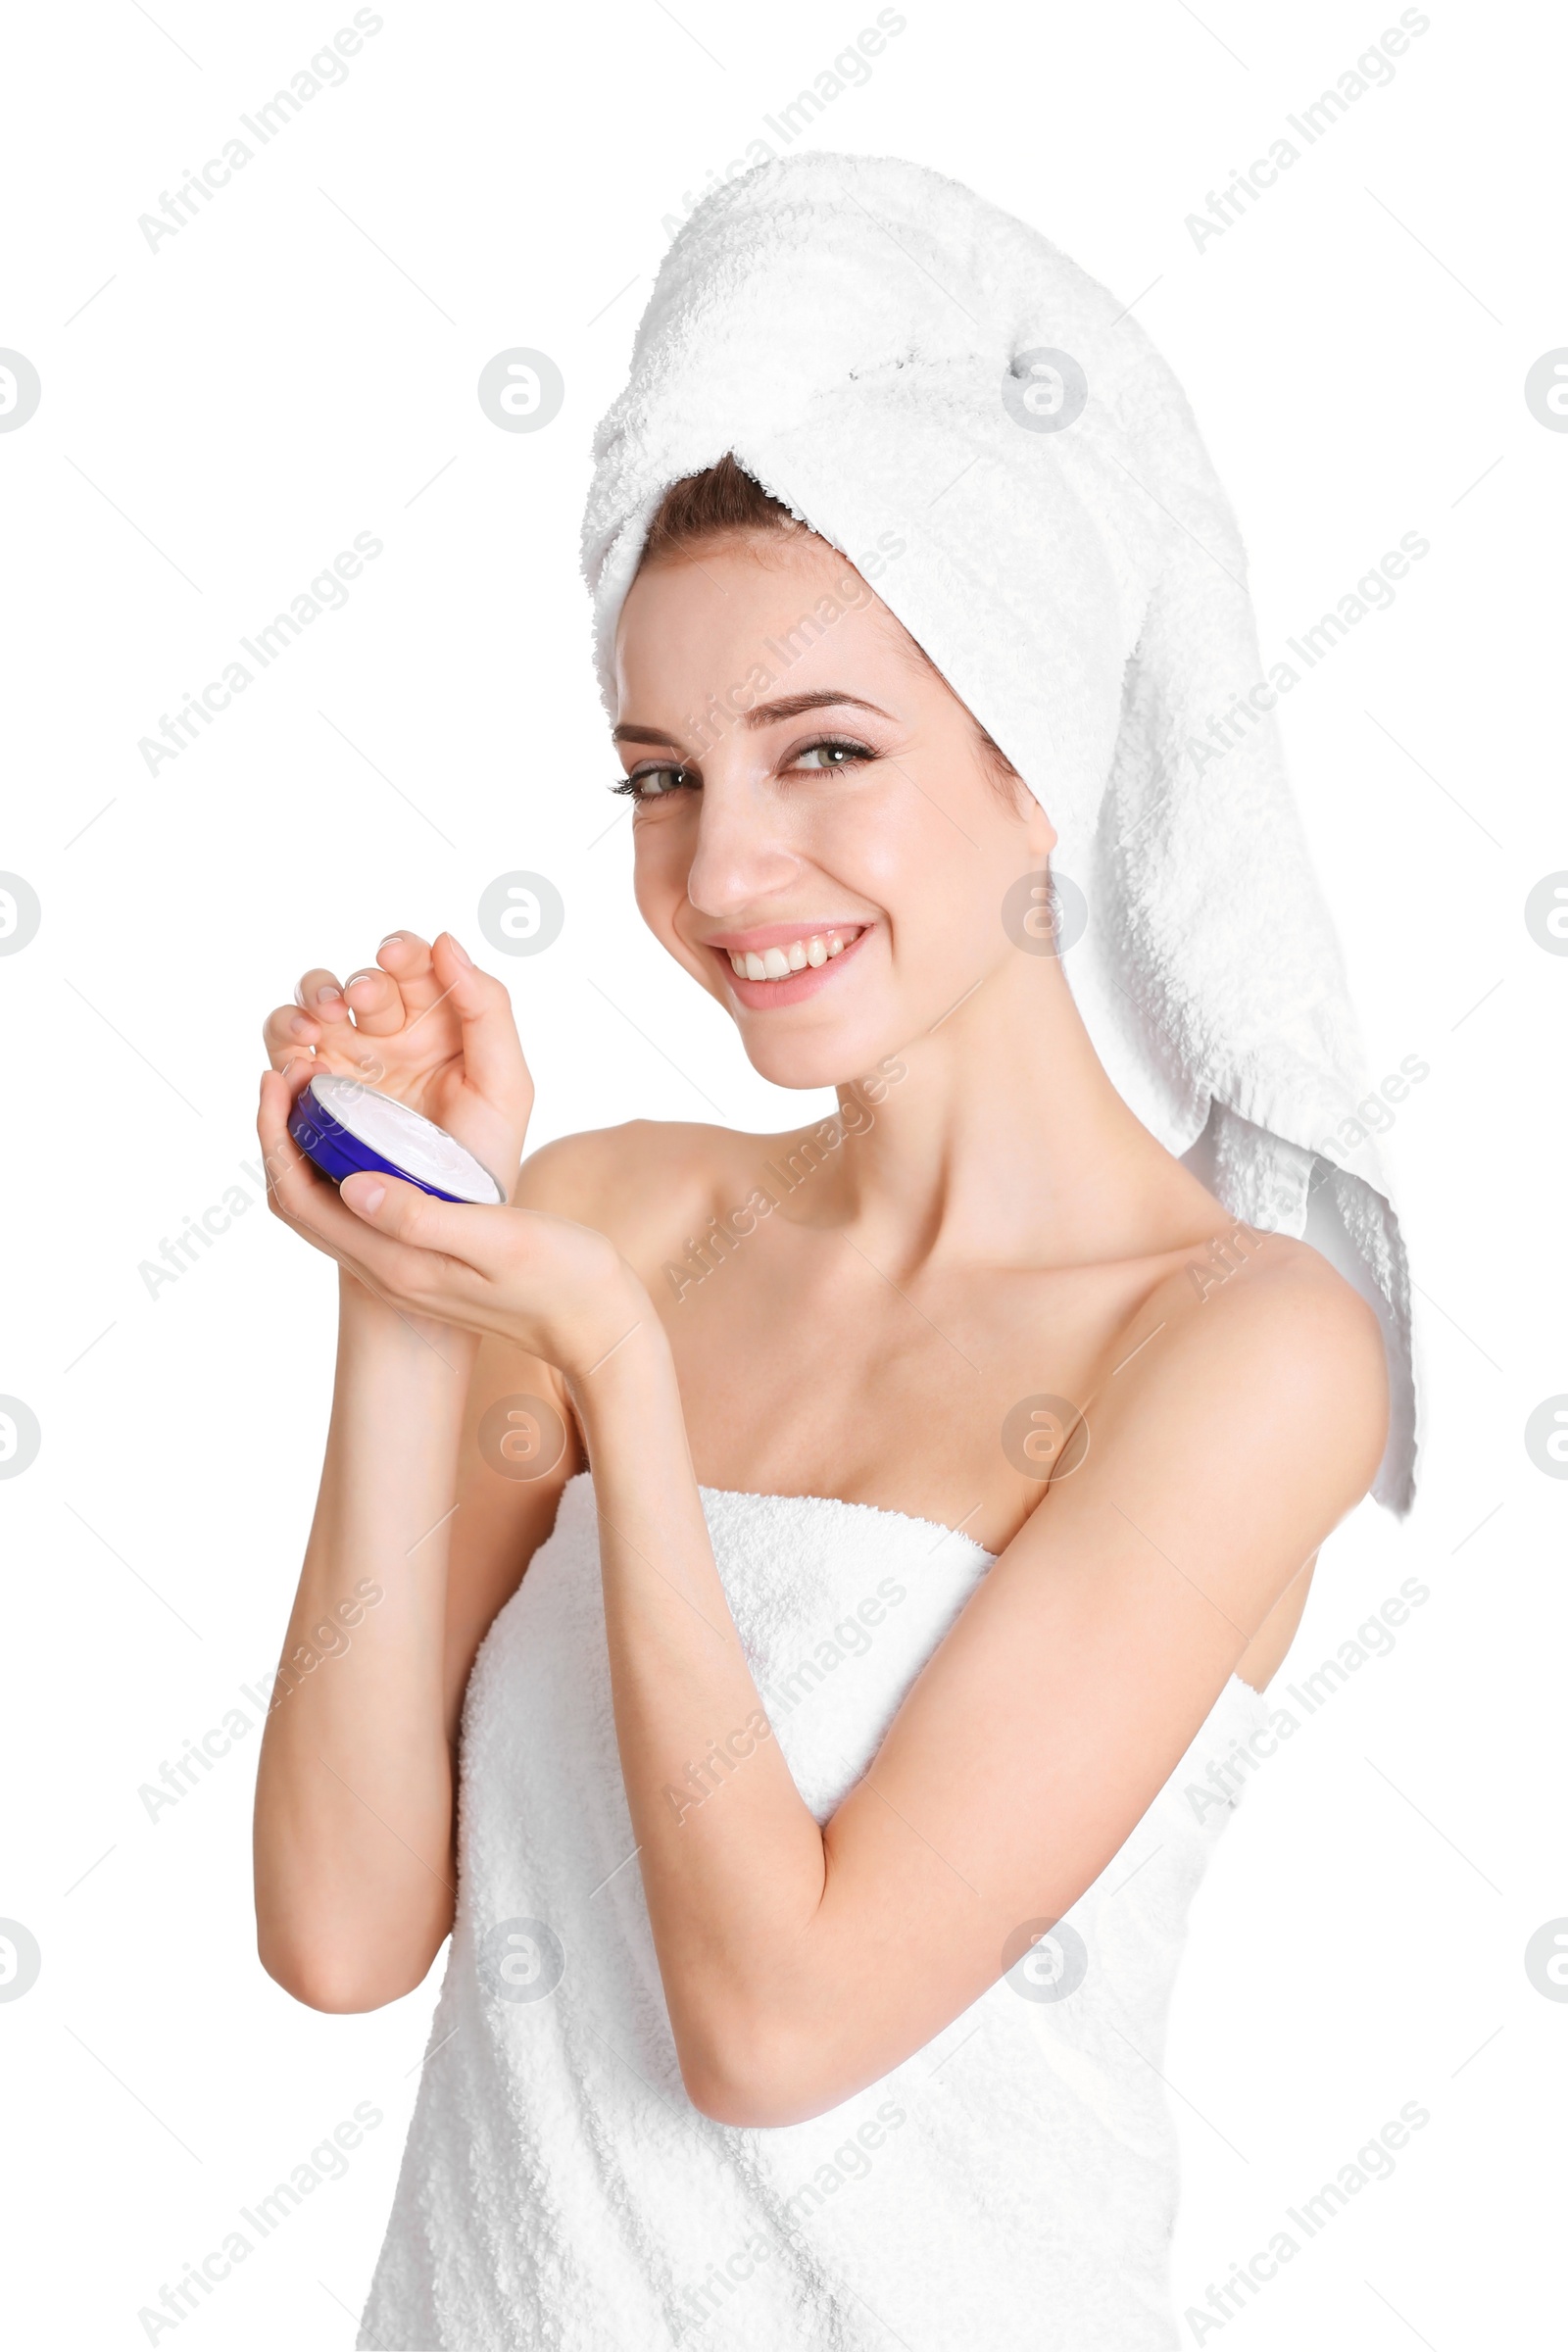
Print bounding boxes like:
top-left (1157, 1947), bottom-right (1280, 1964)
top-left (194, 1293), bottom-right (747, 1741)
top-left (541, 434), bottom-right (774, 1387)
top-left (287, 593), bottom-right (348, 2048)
top-left (572, 1324), bottom-right (828, 2108)
top-left (253, 1272), bottom-right (478, 2010)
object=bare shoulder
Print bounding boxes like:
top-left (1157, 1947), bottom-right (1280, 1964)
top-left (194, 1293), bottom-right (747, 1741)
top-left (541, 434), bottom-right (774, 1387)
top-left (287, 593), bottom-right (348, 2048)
top-left (513, 1117), bottom-right (763, 1266)
top-left (1085, 1226), bottom-right (1390, 1529)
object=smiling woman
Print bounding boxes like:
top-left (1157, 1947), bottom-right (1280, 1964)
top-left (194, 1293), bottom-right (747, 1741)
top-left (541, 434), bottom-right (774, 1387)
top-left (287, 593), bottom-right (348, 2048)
top-left (606, 461), bottom-right (1054, 1079)
top-left (250, 151), bottom-right (1416, 2352)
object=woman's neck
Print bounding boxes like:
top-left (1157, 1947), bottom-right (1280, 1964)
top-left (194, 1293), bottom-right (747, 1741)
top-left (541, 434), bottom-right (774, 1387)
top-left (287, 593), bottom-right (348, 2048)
top-left (818, 949), bottom-right (1220, 1274)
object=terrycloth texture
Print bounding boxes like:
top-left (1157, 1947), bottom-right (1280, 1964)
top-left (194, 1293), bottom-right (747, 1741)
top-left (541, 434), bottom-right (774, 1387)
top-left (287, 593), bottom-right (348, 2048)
top-left (360, 1473), bottom-right (1274, 2350)
top-left (580, 151), bottom-right (1418, 1512)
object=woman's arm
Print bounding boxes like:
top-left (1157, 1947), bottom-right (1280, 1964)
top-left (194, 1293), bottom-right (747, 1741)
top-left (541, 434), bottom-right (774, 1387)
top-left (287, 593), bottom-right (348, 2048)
top-left (330, 1174), bottom-right (1389, 2122)
top-left (252, 1278), bottom-right (573, 2011)
top-left (579, 1245), bottom-right (1387, 2124)
top-left (250, 927), bottom-right (575, 2011)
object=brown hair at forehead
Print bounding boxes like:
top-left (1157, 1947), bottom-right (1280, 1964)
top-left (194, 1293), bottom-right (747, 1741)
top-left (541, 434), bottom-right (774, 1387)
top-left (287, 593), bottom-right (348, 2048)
top-left (637, 451), bottom-right (802, 563)
top-left (634, 454), bottom-right (1026, 804)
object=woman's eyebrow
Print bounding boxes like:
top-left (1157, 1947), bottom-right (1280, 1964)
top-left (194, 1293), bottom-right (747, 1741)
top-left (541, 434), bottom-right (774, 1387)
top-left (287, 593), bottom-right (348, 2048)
top-left (611, 723), bottom-right (688, 747)
top-left (612, 690), bottom-right (891, 750)
top-left (741, 690), bottom-right (892, 729)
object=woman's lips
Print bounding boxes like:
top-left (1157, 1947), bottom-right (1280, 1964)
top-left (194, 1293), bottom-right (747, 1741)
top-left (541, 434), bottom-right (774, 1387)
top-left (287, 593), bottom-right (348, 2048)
top-left (710, 923), bottom-right (873, 1009)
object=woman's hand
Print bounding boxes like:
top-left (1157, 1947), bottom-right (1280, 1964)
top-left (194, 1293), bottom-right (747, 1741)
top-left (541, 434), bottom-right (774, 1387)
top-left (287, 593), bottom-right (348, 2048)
top-left (259, 929), bottom-right (535, 1311)
top-left (280, 1151), bottom-right (654, 1388)
top-left (261, 927), bottom-right (532, 1199)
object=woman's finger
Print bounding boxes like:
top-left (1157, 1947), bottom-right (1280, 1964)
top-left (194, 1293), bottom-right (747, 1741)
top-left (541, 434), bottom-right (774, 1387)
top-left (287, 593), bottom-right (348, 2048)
top-left (266, 969), bottom-right (353, 1071)
top-left (339, 1168), bottom-right (502, 1279)
top-left (325, 1187), bottom-right (486, 1313)
top-left (263, 1004), bottom-right (316, 1070)
top-left (263, 1004), bottom-right (345, 1071)
top-left (293, 966), bottom-right (348, 1017)
top-left (259, 1077), bottom-right (487, 1309)
top-left (293, 970), bottom-right (354, 1046)
top-left (341, 962), bottom-right (409, 1039)
top-left (257, 1067), bottom-right (337, 1217)
top-left (375, 930), bottom-right (447, 1018)
top-left (430, 935), bottom-right (532, 1109)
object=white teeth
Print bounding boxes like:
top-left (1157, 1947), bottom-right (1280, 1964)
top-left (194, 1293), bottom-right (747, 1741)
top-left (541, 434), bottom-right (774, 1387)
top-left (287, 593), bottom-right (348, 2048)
top-left (725, 927), bottom-right (862, 983)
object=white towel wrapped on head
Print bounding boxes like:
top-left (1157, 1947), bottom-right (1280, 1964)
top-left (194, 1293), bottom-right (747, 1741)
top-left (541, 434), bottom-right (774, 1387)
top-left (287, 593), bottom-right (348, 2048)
top-left (581, 149), bottom-right (1418, 1511)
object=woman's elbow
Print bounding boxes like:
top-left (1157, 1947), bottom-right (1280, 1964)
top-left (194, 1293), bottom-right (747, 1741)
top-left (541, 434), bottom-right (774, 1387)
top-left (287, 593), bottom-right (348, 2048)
top-left (677, 2019), bottom-right (840, 2129)
top-left (256, 1932), bottom-right (432, 2015)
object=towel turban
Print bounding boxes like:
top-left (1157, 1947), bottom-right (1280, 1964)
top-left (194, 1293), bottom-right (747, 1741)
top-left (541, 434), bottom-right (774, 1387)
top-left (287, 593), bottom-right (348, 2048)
top-left (581, 151), bottom-right (1417, 1512)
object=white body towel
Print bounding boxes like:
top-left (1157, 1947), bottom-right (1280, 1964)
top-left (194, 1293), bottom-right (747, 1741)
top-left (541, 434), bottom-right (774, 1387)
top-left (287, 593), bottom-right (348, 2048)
top-left (360, 1473), bottom-right (1271, 2350)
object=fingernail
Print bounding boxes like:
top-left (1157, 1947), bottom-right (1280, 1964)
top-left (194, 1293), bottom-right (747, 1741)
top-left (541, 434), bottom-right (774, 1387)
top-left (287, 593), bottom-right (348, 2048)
top-left (446, 934), bottom-right (472, 966)
top-left (378, 933), bottom-right (403, 949)
top-left (351, 1180), bottom-right (385, 1214)
top-left (345, 969), bottom-right (379, 989)
top-left (290, 1011), bottom-right (315, 1039)
top-left (316, 983), bottom-right (343, 1004)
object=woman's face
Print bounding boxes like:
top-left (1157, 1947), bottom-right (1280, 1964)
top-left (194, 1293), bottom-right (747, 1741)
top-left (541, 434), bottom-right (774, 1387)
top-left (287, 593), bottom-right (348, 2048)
top-left (612, 527), bottom-right (1055, 1091)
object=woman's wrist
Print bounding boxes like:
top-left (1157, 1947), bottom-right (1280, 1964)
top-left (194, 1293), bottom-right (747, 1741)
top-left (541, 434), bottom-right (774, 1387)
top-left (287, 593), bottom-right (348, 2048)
top-left (562, 1287), bottom-right (675, 1426)
top-left (335, 1260), bottom-right (481, 1377)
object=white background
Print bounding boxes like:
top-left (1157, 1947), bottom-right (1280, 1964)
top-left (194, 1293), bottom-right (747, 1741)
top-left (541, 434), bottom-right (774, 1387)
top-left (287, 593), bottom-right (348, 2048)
top-left (1, 1), bottom-right (1563, 2344)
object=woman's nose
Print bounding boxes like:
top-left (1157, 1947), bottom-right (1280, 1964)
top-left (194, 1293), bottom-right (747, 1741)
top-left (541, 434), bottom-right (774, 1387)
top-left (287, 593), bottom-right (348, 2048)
top-left (682, 770), bottom-right (802, 918)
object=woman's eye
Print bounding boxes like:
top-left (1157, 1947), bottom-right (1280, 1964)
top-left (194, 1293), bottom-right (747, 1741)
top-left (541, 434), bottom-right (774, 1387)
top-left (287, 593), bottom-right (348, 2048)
top-left (791, 738), bottom-right (873, 772)
top-left (611, 738), bottom-right (873, 797)
top-left (612, 762), bottom-right (695, 800)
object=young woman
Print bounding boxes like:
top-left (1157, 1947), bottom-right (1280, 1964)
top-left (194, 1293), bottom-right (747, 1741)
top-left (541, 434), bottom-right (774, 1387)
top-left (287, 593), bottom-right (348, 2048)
top-left (253, 157), bottom-right (1412, 2350)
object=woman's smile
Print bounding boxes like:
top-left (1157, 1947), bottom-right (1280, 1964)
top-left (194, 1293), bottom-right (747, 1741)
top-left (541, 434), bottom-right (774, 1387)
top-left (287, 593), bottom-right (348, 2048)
top-left (704, 920), bottom-right (871, 1006)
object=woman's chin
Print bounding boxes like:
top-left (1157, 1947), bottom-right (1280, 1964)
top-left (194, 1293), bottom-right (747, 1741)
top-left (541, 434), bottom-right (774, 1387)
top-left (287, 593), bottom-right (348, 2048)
top-left (736, 1017), bottom-right (900, 1097)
